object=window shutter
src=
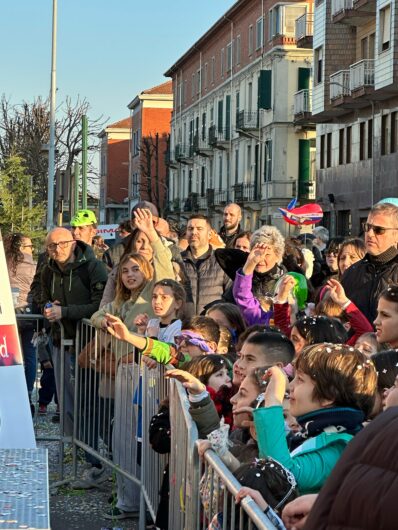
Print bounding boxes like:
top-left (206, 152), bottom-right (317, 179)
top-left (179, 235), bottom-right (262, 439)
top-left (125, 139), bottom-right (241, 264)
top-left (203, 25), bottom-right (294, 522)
top-left (298, 67), bottom-right (311, 90)
top-left (258, 70), bottom-right (272, 110)
top-left (298, 139), bottom-right (310, 197)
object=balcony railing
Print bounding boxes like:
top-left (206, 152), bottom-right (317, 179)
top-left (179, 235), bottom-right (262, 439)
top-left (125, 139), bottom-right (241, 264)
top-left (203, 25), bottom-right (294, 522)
top-left (208, 125), bottom-right (231, 147)
top-left (193, 134), bottom-right (212, 155)
top-left (294, 89), bottom-right (312, 115)
top-left (175, 143), bottom-right (190, 160)
top-left (233, 183), bottom-right (258, 203)
top-left (213, 189), bottom-right (228, 206)
top-left (264, 180), bottom-right (296, 200)
top-left (349, 59), bottom-right (375, 91)
top-left (330, 70), bottom-right (350, 100)
top-left (331, 0), bottom-right (354, 17)
top-left (236, 110), bottom-right (259, 130)
top-left (295, 12), bottom-right (314, 41)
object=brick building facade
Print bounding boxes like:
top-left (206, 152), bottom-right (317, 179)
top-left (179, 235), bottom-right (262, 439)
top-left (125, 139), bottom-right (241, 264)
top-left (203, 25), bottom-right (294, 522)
top-left (128, 81), bottom-right (173, 216)
top-left (165, 0), bottom-right (315, 234)
top-left (98, 117), bottom-right (131, 223)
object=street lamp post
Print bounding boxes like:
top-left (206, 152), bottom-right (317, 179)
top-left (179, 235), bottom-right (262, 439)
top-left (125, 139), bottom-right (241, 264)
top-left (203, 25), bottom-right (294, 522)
top-left (46, 0), bottom-right (58, 230)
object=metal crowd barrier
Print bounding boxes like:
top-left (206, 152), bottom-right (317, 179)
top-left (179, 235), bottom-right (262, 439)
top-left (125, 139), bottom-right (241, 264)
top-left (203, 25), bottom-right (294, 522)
top-left (16, 313), bottom-right (69, 480)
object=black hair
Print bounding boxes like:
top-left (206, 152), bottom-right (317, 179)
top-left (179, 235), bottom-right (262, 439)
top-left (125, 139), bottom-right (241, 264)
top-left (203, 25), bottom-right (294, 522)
top-left (294, 315), bottom-right (348, 345)
top-left (4, 233), bottom-right (27, 275)
top-left (245, 332), bottom-right (295, 366)
top-left (371, 350), bottom-right (398, 391)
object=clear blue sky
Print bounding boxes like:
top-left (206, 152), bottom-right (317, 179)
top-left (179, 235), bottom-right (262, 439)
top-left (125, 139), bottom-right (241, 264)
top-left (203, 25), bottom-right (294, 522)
top-left (2, 0), bottom-right (235, 125)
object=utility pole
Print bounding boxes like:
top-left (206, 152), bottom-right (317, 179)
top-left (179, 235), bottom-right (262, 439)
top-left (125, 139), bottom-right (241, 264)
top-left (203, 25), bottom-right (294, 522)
top-left (82, 115), bottom-right (88, 209)
top-left (46, 0), bottom-right (58, 230)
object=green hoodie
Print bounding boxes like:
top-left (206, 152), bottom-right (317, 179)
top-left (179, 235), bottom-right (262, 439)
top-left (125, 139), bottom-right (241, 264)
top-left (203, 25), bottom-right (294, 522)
top-left (40, 241), bottom-right (108, 341)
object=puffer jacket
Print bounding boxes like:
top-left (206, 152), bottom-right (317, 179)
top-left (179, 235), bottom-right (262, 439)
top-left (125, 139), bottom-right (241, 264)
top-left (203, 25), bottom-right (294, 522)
top-left (304, 407), bottom-right (398, 530)
top-left (181, 246), bottom-right (231, 314)
top-left (341, 247), bottom-right (398, 323)
top-left (40, 241), bottom-right (108, 340)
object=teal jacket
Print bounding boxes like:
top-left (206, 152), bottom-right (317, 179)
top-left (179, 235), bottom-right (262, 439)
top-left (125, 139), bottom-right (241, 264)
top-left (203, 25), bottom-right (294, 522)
top-left (253, 406), bottom-right (353, 494)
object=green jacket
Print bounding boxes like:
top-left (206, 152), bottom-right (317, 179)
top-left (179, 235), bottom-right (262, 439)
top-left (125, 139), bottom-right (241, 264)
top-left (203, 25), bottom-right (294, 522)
top-left (40, 241), bottom-right (108, 340)
top-left (253, 406), bottom-right (353, 494)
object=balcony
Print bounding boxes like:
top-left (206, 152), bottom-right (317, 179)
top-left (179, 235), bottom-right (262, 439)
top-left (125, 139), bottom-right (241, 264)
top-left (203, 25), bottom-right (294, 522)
top-left (331, 0), bottom-right (375, 25)
top-left (349, 59), bottom-right (375, 96)
top-left (208, 125), bottom-right (231, 150)
top-left (172, 197), bottom-right (181, 213)
top-left (175, 143), bottom-right (193, 164)
top-left (294, 89), bottom-right (313, 125)
top-left (330, 70), bottom-right (352, 107)
top-left (193, 134), bottom-right (213, 157)
top-left (264, 180), bottom-right (297, 200)
top-left (295, 12), bottom-right (313, 48)
top-left (233, 183), bottom-right (258, 204)
top-left (236, 111), bottom-right (259, 131)
top-left (183, 193), bottom-right (199, 212)
top-left (213, 189), bottom-right (228, 206)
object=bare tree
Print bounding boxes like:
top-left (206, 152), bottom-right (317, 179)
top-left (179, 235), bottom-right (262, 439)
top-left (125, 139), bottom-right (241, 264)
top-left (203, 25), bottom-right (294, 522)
top-left (0, 95), bottom-right (107, 203)
top-left (139, 133), bottom-right (169, 215)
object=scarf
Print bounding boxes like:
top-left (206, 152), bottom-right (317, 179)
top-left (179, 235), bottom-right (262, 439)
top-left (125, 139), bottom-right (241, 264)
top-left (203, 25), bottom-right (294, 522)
top-left (289, 407), bottom-right (364, 449)
top-left (367, 246), bottom-right (398, 265)
top-left (252, 264), bottom-right (284, 299)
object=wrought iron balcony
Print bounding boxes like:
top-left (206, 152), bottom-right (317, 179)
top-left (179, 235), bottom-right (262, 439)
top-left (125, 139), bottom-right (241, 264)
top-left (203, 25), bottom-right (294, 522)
top-left (349, 59), bottom-right (375, 92)
top-left (208, 125), bottom-right (231, 148)
top-left (233, 183), bottom-right (258, 203)
top-left (295, 12), bottom-right (313, 48)
top-left (193, 134), bottom-right (213, 157)
top-left (213, 189), bottom-right (228, 206)
top-left (236, 111), bottom-right (259, 130)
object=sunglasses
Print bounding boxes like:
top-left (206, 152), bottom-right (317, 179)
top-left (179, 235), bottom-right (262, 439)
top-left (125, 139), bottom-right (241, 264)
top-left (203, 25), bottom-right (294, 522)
top-left (47, 240), bottom-right (74, 251)
top-left (174, 333), bottom-right (213, 353)
top-left (362, 222), bottom-right (398, 236)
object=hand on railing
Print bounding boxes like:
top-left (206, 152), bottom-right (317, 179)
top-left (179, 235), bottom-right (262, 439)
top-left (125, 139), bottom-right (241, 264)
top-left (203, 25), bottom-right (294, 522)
top-left (165, 369), bottom-right (206, 395)
top-left (197, 439), bottom-right (211, 459)
top-left (142, 356), bottom-right (159, 370)
top-left (235, 487), bottom-right (269, 511)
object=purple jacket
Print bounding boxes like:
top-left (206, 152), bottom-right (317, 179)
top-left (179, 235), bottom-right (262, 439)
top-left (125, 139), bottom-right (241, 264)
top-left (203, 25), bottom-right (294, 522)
top-left (232, 269), bottom-right (272, 326)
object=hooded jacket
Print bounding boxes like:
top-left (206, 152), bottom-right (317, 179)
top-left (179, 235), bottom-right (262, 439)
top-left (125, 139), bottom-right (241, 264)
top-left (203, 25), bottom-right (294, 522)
top-left (40, 241), bottom-right (108, 340)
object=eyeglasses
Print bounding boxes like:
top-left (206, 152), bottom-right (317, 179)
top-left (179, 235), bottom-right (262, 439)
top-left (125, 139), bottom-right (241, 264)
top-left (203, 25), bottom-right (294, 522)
top-left (46, 240), bottom-right (74, 251)
top-left (21, 244), bottom-right (34, 249)
top-left (362, 222), bottom-right (398, 236)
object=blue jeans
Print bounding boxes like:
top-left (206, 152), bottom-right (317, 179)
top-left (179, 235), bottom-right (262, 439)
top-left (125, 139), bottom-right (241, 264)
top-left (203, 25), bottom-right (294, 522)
top-left (20, 328), bottom-right (37, 398)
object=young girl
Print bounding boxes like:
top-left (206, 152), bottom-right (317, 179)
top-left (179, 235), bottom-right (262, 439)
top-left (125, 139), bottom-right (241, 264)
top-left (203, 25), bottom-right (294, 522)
top-left (206, 303), bottom-right (246, 346)
top-left (134, 279), bottom-right (186, 343)
top-left (374, 285), bottom-right (398, 348)
top-left (252, 343), bottom-right (377, 494)
top-left (371, 350), bottom-right (398, 415)
top-left (182, 355), bottom-right (233, 425)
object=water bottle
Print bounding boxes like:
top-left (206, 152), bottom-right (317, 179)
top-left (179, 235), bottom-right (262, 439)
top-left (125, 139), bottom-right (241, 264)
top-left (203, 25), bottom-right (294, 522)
top-left (45, 302), bottom-right (53, 309)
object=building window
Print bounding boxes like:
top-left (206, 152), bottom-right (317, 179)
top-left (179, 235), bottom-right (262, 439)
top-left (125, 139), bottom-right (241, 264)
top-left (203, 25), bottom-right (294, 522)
top-left (346, 126), bottom-right (352, 164)
top-left (379, 4), bottom-right (391, 52)
top-left (201, 166), bottom-right (206, 197)
top-left (359, 122), bottom-right (366, 161)
top-left (184, 80), bottom-right (187, 104)
top-left (391, 111), bottom-right (397, 153)
top-left (191, 73), bottom-right (195, 98)
top-left (202, 112), bottom-right (206, 141)
top-left (314, 47), bottom-right (323, 85)
top-left (248, 24), bottom-right (253, 55)
top-left (211, 57), bottom-right (215, 84)
top-left (326, 132), bottom-right (332, 168)
top-left (218, 155), bottom-right (223, 190)
top-left (204, 63), bottom-right (208, 89)
top-left (264, 140), bottom-right (272, 181)
top-left (235, 148), bottom-right (239, 185)
top-left (269, 4), bottom-right (306, 38)
top-left (235, 35), bottom-right (241, 65)
top-left (320, 134), bottom-right (325, 169)
top-left (221, 48), bottom-right (225, 77)
top-left (226, 42), bottom-right (233, 72)
top-left (381, 114), bottom-right (389, 155)
top-left (256, 17), bottom-right (264, 50)
top-left (197, 69), bottom-right (201, 95)
top-left (339, 129), bottom-right (344, 165)
top-left (368, 119), bottom-right (373, 158)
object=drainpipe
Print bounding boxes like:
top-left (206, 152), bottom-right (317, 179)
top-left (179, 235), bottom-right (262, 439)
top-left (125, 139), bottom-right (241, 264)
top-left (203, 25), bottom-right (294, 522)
top-left (224, 15), bottom-right (234, 203)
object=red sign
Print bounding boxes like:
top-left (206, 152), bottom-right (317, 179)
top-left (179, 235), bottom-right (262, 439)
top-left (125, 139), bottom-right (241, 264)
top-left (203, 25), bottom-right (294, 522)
top-left (0, 324), bottom-right (23, 367)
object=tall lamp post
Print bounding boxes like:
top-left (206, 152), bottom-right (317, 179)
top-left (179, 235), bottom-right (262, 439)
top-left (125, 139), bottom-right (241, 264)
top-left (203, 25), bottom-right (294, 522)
top-left (46, 0), bottom-right (58, 230)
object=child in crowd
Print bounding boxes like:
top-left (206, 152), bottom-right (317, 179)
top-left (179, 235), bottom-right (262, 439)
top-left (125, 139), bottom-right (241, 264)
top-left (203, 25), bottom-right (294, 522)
top-left (287, 316), bottom-right (347, 356)
top-left (206, 303), bottom-right (246, 346)
top-left (374, 285), bottom-right (398, 348)
top-left (105, 314), bottom-right (220, 366)
top-left (251, 343), bottom-right (377, 494)
top-left (371, 350), bottom-right (398, 415)
top-left (355, 332), bottom-right (381, 357)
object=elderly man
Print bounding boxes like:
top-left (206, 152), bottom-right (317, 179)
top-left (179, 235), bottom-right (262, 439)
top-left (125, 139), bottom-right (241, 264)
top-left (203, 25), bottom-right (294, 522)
top-left (342, 202), bottom-right (398, 322)
top-left (40, 227), bottom-right (107, 429)
top-left (182, 214), bottom-right (231, 313)
top-left (219, 203), bottom-right (242, 247)
top-left (70, 209), bottom-right (98, 245)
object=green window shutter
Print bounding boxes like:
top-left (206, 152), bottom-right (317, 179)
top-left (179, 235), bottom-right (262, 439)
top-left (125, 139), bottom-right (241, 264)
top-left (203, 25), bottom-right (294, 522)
top-left (298, 67), bottom-right (311, 91)
top-left (258, 70), bottom-right (272, 110)
top-left (298, 139), bottom-right (310, 197)
top-left (225, 95), bottom-right (231, 140)
top-left (218, 100), bottom-right (223, 133)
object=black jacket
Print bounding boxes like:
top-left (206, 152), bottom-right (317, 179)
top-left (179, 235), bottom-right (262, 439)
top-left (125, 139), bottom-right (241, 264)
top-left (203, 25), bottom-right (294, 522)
top-left (40, 241), bottom-right (108, 340)
top-left (341, 247), bottom-right (398, 323)
top-left (181, 246), bottom-right (231, 314)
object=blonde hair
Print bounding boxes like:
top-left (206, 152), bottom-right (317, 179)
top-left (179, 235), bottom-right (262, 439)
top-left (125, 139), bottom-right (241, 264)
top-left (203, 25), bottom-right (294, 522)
top-left (115, 253), bottom-right (153, 307)
top-left (250, 225), bottom-right (285, 262)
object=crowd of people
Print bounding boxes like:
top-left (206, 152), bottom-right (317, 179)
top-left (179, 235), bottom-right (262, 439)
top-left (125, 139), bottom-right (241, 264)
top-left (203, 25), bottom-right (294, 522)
top-left (5, 198), bottom-right (398, 528)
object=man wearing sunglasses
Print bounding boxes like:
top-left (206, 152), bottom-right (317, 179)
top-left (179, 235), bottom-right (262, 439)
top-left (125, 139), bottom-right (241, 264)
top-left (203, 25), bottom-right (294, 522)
top-left (341, 201), bottom-right (398, 322)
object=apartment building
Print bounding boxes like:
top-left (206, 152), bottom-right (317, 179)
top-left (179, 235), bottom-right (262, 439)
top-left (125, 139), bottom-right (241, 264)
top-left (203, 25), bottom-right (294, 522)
top-left (98, 117), bottom-right (131, 223)
top-left (312, 0), bottom-right (398, 236)
top-left (165, 0), bottom-right (316, 233)
top-left (128, 81), bottom-right (173, 216)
